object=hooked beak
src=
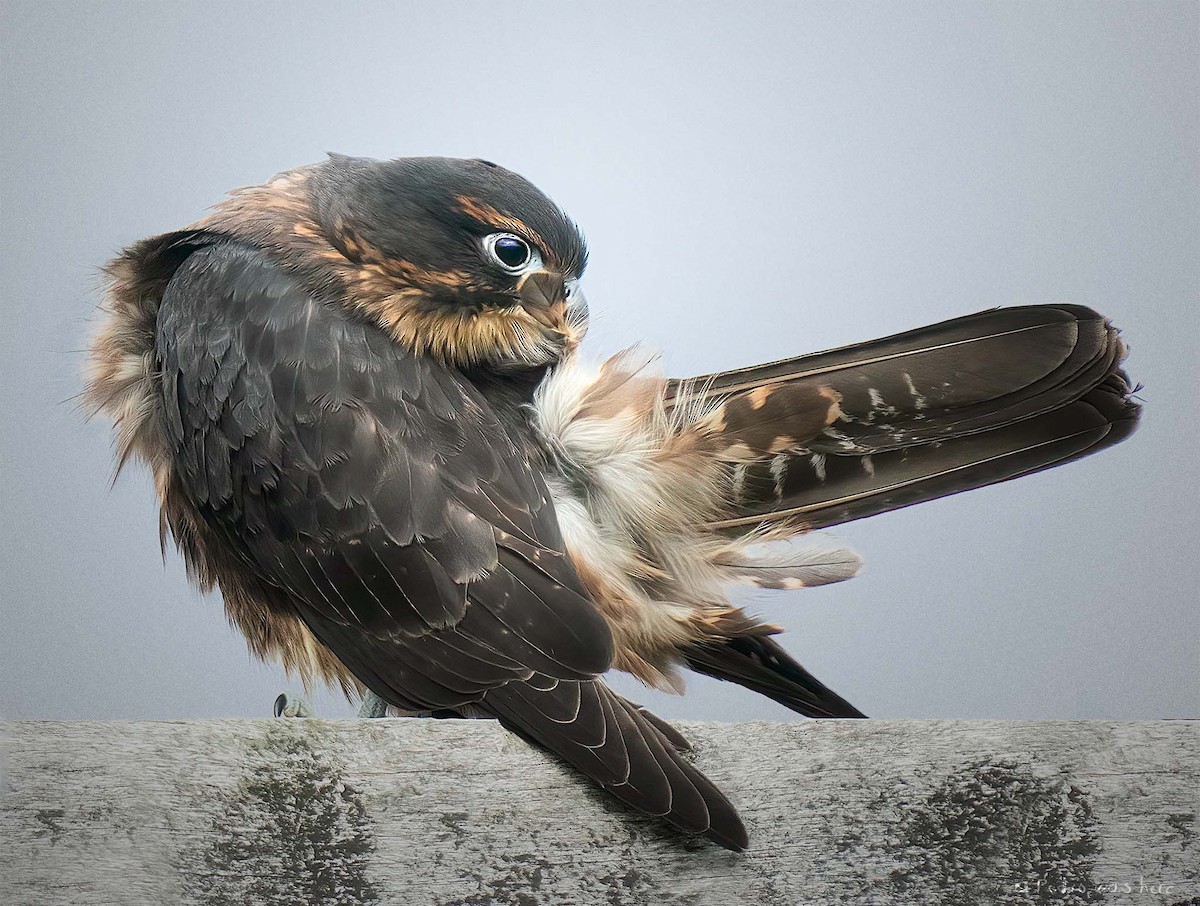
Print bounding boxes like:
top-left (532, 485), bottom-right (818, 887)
top-left (515, 270), bottom-right (567, 329)
top-left (515, 271), bottom-right (588, 335)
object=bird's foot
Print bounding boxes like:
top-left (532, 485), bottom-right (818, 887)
top-left (273, 693), bottom-right (315, 718)
top-left (274, 689), bottom-right (464, 719)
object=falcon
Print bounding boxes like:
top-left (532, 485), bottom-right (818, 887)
top-left (86, 155), bottom-right (1140, 850)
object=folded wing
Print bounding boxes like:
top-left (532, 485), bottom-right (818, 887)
top-left (156, 239), bottom-right (747, 850)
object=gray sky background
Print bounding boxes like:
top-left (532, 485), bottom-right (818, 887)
top-left (2, 1), bottom-right (1196, 722)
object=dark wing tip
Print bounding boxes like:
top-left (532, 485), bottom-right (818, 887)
top-left (684, 635), bottom-right (867, 720)
top-left (621, 697), bottom-right (693, 752)
top-left (703, 805), bottom-right (751, 852)
top-left (481, 679), bottom-right (749, 850)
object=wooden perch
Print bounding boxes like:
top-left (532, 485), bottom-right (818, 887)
top-left (2, 719), bottom-right (1197, 905)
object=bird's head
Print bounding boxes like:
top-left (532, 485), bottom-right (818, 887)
top-left (306, 155), bottom-right (589, 372)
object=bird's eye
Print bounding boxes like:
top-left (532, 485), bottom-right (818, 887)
top-left (484, 233), bottom-right (541, 273)
top-left (494, 236), bottom-right (529, 268)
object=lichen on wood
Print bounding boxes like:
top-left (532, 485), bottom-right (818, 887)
top-left (2, 720), bottom-right (1197, 905)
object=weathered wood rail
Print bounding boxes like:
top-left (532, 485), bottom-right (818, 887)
top-left (2, 720), bottom-right (1197, 905)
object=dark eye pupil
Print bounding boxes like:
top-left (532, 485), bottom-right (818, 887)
top-left (494, 236), bottom-right (530, 268)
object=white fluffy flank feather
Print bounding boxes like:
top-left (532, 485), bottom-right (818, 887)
top-left (530, 349), bottom-right (862, 690)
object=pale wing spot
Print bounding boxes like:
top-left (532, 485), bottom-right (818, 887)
top-left (817, 385), bottom-right (844, 424)
top-left (747, 385), bottom-right (773, 410)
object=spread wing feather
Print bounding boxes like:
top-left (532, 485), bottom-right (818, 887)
top-left (667, 304), bottom-right (1139, 719)
top-left (668, 305), bottom-right (1140, 532)
top-left (155, 239), bottom-right (745, 849)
